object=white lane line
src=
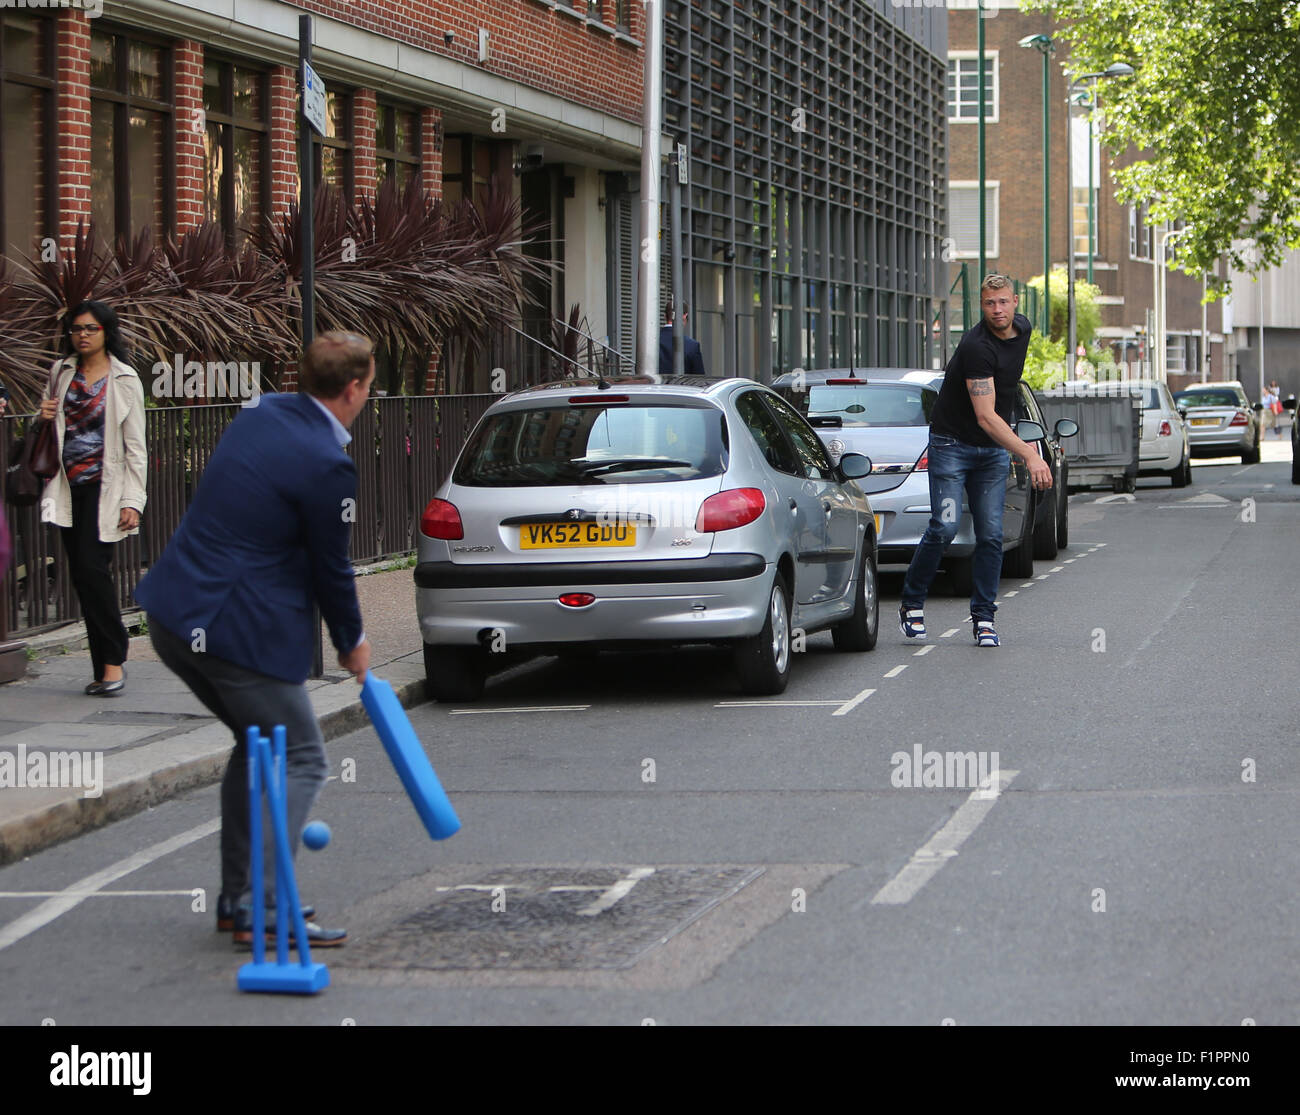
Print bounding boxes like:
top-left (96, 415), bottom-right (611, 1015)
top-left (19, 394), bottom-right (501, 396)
top-left (1095, 543), bottom-right (1107, 547)
top-left (1063, 559), bottom-right (1076, 564)
top-left (449, 705), bottom-right (590, 715)
top-left (0, 890), bottom-right (198, 898)
top-left (870, 769), bottom-right (1019, 906)
top-left (1035, 574), bottom-right (1050, 580)
top-left (1020, 582), bottom-right (1035, 588)
top-left (883, 665), bottom-right (908, 678)
top-left (1004, 591), bottom-right (1019, 598)
top-left (716, 700), bottom-right (842, 708)
top-left (940, 628), bottom-right (959, 639)
top-left (832, 688), bottom-right (876, 717)
top-left (577, 866), bottom-right (655, 916)
top-left (1050, 566), bottom-right (1064, 573)
top-left (0, 818), bottom-right (220, 953)
top-left (912, 645), bottom-right (935, 657)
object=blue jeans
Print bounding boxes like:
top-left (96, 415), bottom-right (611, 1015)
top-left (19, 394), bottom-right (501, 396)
top-left (901, 434), bottom-right (1009, 622)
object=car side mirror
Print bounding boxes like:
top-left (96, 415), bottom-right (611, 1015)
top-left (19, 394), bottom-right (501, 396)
top-left (838, 452), bottom-right (872, 480)
top-left (1177, 406), bottom-right (1188, 419)
top-left (1054, 418), bottom-right (1079, 439)
top-left (1013, 420), bottom-right (1045, 442)
top-left (1252, 402), bottom-right (1264, 411)
top-left (1284, 396), bottom-right (1297, 412)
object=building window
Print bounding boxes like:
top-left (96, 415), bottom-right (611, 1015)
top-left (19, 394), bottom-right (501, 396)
top-left (947, 54), bottom-right (997, 123)
top-left (89, 27), bottom-right (175, 249)
top-left (375, 100), bottom-right (420, 192)
top-left (203, 57), bottom-right (269, 250)
top-left (613, 1), bottom-right (631, 31)
top-left (947, 181), bottom-right (999, 259)
top-left (312, 88), bottom-right (353, 201)
top-left (441, 135), bottom-right (504, 206)
top-left (0, 12), bottom-right (56, 261)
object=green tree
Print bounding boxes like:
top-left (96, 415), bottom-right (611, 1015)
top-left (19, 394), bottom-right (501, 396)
top-left (1026, 268), bottom-right (1102, 346)
top-left (1025, 0), bottom-right (1300, 283)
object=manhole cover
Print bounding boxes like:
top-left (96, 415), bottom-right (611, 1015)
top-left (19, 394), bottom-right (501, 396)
top-left (344, 865), bottom-right (763, 971)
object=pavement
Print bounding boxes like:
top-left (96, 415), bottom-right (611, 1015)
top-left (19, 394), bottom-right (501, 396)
top-left (0, 563), bottom-right (427, 865)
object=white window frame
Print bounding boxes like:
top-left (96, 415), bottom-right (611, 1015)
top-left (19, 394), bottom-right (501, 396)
top-left (948, 180), bottom-right (999, 260)
top-left (946, 52), bottom-right (999, 124)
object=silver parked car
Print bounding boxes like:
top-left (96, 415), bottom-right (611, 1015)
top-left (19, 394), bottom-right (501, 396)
top-left (415, 377), bottom-right (880, 700)
top-left (1172, 381), bottom-right (1262, 463)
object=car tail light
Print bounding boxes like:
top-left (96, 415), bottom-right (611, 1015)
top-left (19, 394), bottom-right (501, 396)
top-left (568, 395), bottom-right (630, 405)
top-left (558, 593), bottom-right (596, 608)
top-left (826, 377), bottom-right (864, 385)
top-left (914, 449), bottom-right (928, 471)
top-left (1158, 419), bottom-right (1172, 437)
top-left (695, 488), bottom-right (765, 533)
top-left (1229, 410), bottom-right (1249, 426)
top-left (420, 497), bottom-right (464, 540)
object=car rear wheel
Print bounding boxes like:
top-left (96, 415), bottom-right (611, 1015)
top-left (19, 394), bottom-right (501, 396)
top-left (832, 544), bottom-right (879, 652)
top-left (1242, 434), bottom-right (1260, 465)
top-left (1033, 488), bottom-right (1058, 560)
top-left (1168, 450), bottom-right (1191, 488)
top-left (1056, 465), bottom-right (1070, 549)
top-left (734, 573), bottom-right (792, 695)
top-left (424, 643), bottom-right (487, 702)
top-left (1003, 507), bottom-right (1034, 579)
top-left (1293, 449), bottom-right (1300, 485)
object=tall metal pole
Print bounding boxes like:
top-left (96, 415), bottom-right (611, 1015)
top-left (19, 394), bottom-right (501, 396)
top-left (1065, 83), bottom-right (1076, 380)
top-left (1200, 275), bottom-right (1208, 381)
top-left (635, 0), bottom-right (665, 376)
top-left (1086, 89), bottom-right (1095, 286)
top-left (977, 3), bottom-right (986, 279)
top-left (300, 14), bottom-right (322, 679)
top-left (669, 144), bottom-right (684, 376)
top-left (1041, 49), bottom-right (1051, 336)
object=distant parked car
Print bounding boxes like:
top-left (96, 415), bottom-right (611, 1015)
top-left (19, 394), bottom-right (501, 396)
top-left (415, 377), bottom-right (880, 700)
top-left (1073, 379), bottom-right (1191, 486)
top-left (1286, 395), bottom-right (1300, 484)
top-left (1172, 381), bottom-right (1262, 464)
top-left (771, 368), bottom-right (1076, 592)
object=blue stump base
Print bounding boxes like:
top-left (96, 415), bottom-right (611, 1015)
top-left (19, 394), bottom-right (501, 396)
top-left (238, 960), bottom-right (330, 994)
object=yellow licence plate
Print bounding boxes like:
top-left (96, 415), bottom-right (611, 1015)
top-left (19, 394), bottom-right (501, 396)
top-left (1190, 417), bottom-right (1217, 426)
top-left (519, 521), bottom-right (638, 549)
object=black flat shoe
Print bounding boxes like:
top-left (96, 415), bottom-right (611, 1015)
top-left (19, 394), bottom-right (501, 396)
top-left (217, 894), bottom-right (314, 932)
top-left (91, 667), bottom-right (126, 697)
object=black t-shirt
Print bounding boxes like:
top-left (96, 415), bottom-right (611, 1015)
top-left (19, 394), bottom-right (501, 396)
top-left (928, 313), bottom-right (1033, 447)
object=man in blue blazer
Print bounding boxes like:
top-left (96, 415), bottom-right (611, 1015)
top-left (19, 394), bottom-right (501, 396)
top-left (136, 332), bottom-right (373, 947)
top-left (658, 302), bottom-right (706, 376)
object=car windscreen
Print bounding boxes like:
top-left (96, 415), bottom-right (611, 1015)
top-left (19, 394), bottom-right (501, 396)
top-left (784, 383), bottom-right (936, 427)
top-left (454, 402), bottom-right (728, 486)
top-left (1174, 390), bottom-right (1240, 408)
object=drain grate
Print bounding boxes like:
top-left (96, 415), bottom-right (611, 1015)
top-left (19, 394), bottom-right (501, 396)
top-left (343, 865), bottom-right (763, 971)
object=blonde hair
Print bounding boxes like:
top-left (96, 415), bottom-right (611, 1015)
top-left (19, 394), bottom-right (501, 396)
top-left (980, 274), bottom-right (1014, 294)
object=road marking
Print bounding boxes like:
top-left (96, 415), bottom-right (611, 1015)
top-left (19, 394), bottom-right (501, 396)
top-left (832, 688), bottom-right (876, 716)
top-left (716, 700), bottom-right (842, 708)
top-left (0, 819), bottom-right (220, 953)
top-left (449, 705), bottom-right (591, 715)
top-left (883, 665), bottom-right (907, 678)
top-left (0, 890), bottom-right (199, 898)
top-left (1095, 493), bottom-right (1135, 504)
top-left (1003, 590), bottom-right (1018, 597)
top-left (1063, 559), bottom-right (1076, 563)
top-left (870, 769), bottom-right (1019, 906)
top-left (577, 866), bottom-right (655, 916)
top-left (913, 645), bottom-right (934, 656)
top-left (940, 628), bottom-right (959, 638)
top-left (1020, 582), bottom-right (1035, 588)
top-left (1050, 566), bottom-right (1064, 573)
top-left (1035, 574), bottom-right (1050, 580)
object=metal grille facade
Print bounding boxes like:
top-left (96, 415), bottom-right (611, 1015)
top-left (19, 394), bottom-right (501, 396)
top-left (661, 0), bottom-right (947, 379)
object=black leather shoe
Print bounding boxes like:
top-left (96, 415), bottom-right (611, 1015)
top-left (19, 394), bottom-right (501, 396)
top-left (216, 894), bottom-right (314, 932)
top-left (232, 906), bottom-right (345, 948)
top-left (89, 667), bottom-right (126, 697)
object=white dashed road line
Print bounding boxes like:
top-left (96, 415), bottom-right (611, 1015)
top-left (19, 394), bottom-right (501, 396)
top-left (883, 665), bottom-right (908, 678)
top-left (912, 645), bottom-right (934, 656)
top-left (577, 866), bottom-right (655, 917)
top-left (449, 705), bottom-right (591, 715)
top-left (832, 688), bottom-right (876, 717)
top-left (940, 628), bottom-right (959, 639)
top-left (716, 700), bottom-right (843, 708)
top-left (870, 769), bottom-right (1019, 906)
top-left (1003, 590), bottom-right (1018, 597)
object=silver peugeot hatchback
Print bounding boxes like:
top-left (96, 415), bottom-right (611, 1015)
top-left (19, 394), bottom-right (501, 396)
top-left (415, 377), bottom-right (879, 700)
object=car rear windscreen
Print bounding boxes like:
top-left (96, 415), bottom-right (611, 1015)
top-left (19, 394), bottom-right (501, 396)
top-left (454, 402), bottom-right (728, 486)
top-left (1174, 390), bottom-right (1240, 408)
top-left (788, 383), bottom-right (935, 427)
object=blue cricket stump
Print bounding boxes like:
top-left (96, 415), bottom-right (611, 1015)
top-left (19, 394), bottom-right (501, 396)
top-left (236, 724), bottom-right (329, 995)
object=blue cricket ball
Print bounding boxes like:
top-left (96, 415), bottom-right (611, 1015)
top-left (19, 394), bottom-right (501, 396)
top-left (302, 820), bottom-right (331, 850)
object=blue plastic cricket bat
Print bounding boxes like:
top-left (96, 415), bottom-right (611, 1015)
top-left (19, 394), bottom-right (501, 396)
top-left (361, 674), bottom-right (461, 840)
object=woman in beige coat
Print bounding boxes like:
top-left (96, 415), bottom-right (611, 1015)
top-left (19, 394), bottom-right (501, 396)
top-left (39, 300), bottom-right (147, 695)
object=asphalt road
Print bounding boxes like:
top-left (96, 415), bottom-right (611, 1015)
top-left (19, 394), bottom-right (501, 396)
top-left (1, 450), bottom-right (1296, 1027)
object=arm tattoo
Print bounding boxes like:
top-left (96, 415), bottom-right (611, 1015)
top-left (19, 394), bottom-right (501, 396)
top-left (968, 378), bottom-right (994, 397)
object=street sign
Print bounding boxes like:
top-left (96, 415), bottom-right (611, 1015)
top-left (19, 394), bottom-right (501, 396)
top-left (676, 142), bottom-right (688, 185)
top-left (302, 61), bottom-right (326, 135)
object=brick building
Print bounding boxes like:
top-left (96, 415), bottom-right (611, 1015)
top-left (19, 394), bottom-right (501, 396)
top-left (0, 0), bottom-right (644, 389)
top-left (945, 1), bottom-right (1225, 387)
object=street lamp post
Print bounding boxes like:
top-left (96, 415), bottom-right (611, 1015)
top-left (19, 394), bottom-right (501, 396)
top-left (1018, 33), bottom-right (1055, 338)
top-left (1154, 226), bottom-right (1187, 383)
top-left (1065, 62), bottom-right (1134, 380)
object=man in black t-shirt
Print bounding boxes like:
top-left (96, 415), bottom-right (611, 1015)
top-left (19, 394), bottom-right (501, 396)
top-left (898, 274), bottom-right (1052, 647)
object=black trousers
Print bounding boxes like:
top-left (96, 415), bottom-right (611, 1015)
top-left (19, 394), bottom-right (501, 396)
top-left (60, 482), bottom-right (128, 680)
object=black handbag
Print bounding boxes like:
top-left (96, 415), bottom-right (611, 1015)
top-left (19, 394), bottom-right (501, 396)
top-left (4, 369), bottom-right (62, 506)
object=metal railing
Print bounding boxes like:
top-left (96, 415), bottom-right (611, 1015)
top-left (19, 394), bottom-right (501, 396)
top-left (1, 395), bottom-right (497, 640)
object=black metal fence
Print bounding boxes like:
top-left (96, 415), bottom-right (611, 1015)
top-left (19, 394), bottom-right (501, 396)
top-left (0, 395), bottom-right (495, 640)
